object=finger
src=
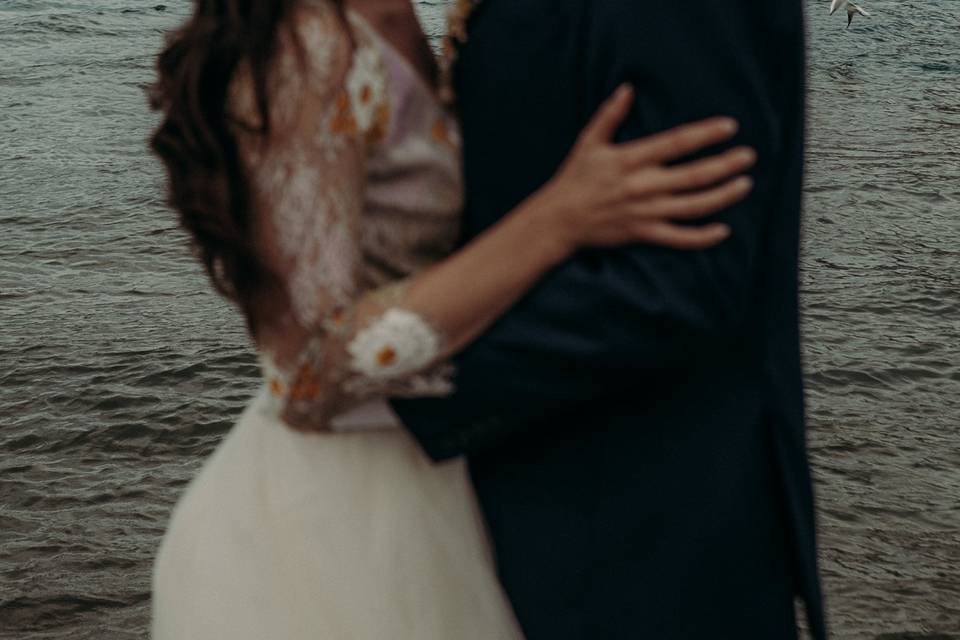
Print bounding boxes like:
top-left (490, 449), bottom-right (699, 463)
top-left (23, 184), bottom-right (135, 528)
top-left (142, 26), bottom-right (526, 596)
top-left (634, 221), bottom-right (732, 250)
top-left (619, 116), bottom-right (740, 166)
top-left (634, 175), bottom-right (753, 220)
top-left (580, 83), bottom-right (635, 145)
top-left (640, 146), bottom-right (757, 194)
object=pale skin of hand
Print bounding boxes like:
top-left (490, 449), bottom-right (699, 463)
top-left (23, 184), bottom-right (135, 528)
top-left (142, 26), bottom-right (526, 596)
top-left (396, 86), bottom-right (756, 366)
top-left (539, 84), bottom-right (754, 251)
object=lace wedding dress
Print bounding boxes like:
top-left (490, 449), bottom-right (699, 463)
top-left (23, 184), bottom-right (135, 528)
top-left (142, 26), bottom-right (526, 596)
top-left (151, 3), bottom-right (523, 638)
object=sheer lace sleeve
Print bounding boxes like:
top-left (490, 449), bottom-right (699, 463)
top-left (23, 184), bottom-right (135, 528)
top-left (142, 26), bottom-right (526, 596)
top-left (231, 3), bottom-right (453, 430)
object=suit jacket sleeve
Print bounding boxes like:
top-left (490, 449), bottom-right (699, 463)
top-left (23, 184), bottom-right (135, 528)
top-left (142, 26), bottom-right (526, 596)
top-left (392, 0), bottom-right (806, 460)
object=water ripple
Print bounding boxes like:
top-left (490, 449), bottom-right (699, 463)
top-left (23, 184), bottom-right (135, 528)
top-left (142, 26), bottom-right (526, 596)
top-left (1, 1), bottom-right (958, 639)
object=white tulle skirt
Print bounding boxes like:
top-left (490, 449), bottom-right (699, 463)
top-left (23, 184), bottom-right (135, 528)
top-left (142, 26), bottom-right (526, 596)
top-left (152, 388), bottom-right (523, 640)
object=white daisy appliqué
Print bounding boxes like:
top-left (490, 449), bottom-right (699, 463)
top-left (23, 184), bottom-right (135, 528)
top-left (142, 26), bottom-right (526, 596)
top-left (345, 45), bottom-right (387, 132)
top-left (347, 309), bottom-right (441, 380)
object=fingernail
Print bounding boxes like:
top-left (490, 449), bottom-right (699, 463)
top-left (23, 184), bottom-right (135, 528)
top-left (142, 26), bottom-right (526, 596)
top-left (719, 118), bottom-right (739, 134)
top-left (737, 148), bottom-right (758, 163)
top-left (618, 82), bottom-right (634, 96)
top-left (737, 176), bottom-right (754, 190)
top-left (716, 224), bottom-right (732, 238)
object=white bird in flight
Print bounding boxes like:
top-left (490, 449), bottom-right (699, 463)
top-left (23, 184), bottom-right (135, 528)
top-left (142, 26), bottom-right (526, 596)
top-left (830, 0), bottom-right (871, 29)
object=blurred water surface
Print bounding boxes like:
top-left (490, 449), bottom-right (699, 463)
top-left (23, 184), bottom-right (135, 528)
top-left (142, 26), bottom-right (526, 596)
top-left (1, 1), bottom-right (958, 638)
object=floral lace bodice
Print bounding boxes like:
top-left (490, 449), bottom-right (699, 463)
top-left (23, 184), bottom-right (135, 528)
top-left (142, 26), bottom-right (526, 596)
top-left (228, 1), bottom-right (463, 429)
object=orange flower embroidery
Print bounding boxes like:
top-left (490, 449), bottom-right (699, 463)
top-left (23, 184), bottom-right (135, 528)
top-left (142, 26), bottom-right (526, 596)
top-left (376, 346), bottom-right (398, 367)
top-left (330, 92), bottom-right (358, 135)
top-left (269, 377), bottom-right (285, 397)
top-left (289, 362), bottom-right (323, 402)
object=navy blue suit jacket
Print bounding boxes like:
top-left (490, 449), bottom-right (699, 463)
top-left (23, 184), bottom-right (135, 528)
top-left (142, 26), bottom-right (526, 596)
top-left (393, 1), bottom-right (826, 637)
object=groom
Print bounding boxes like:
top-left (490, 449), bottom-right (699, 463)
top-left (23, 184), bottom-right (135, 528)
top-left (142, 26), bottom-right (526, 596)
top-left (393, 0), bottom-right (826, 638)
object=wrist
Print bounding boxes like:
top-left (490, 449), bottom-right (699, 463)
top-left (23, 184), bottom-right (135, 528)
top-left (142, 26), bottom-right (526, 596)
top-left (517, 182), bottom-right (579, 265)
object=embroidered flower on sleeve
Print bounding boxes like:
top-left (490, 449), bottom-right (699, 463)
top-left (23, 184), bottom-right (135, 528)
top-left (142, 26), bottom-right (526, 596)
top-left (345, 46), bottom-right (388, 132)
top-left (347, 309), bottom-right (441, 380)
top-left (289, 360), bottom-right (325, 402)
top-left (326, 38), bottom-right (389, 145)
top-left (329, 92), bottom-right (359, 135)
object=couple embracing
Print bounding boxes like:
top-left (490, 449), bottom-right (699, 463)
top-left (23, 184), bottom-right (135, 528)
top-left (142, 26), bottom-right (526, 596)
top-left (149, 0), bottom-right (826, 638)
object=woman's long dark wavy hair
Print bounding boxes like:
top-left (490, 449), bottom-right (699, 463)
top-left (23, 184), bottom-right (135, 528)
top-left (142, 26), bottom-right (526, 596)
top-left (149, 0), bottom-right (345, 330)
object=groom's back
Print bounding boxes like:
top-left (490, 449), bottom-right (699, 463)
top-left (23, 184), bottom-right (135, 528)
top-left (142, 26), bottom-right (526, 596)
top-left (455, 1), bottom-right (824, 638)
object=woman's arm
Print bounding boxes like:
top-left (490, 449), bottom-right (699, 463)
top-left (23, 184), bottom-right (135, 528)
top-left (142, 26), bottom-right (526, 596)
top-left (246, 6), bottom-right (755, 431)
top-left (393, 87), bottom-right (756, 375)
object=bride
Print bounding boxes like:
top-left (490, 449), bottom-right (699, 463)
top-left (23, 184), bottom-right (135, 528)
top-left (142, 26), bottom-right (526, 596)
top-left (148, 0), bottom-right (756, 637)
